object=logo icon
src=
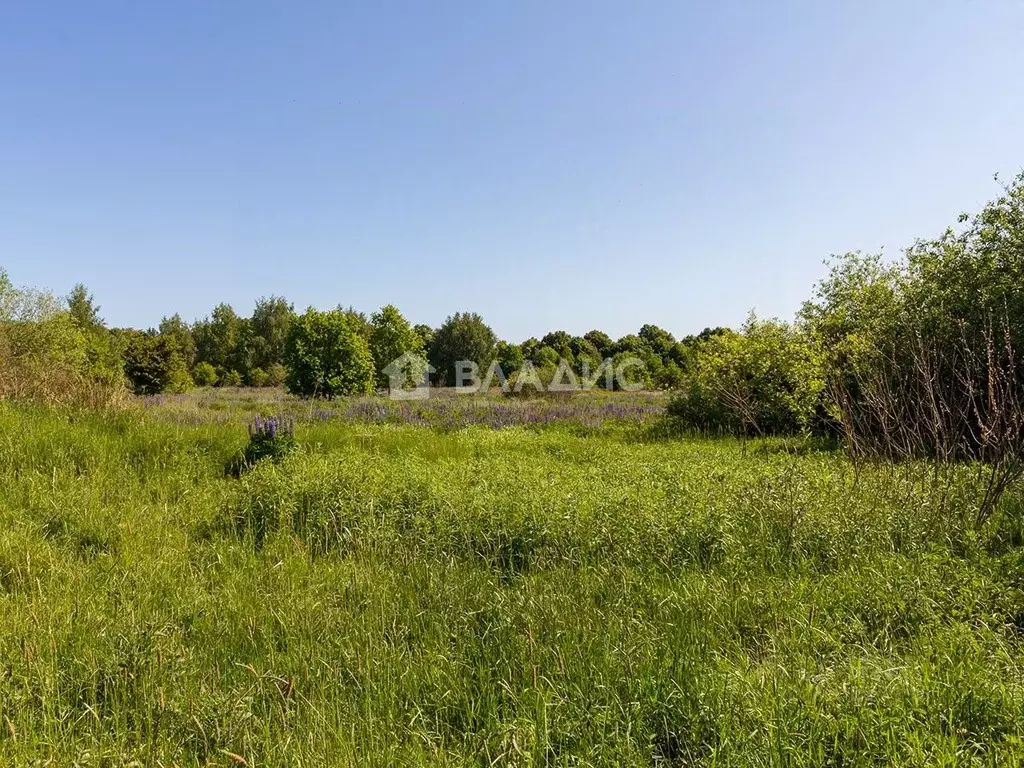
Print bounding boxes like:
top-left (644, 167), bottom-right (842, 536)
top-left (382, 353), bottom-right (434, 400)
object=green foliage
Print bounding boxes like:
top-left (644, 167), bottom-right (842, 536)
top-left (122, 331), bottom-right (191, 395)
top-left (284, 308), bottom-right (375, 397)
top-left (495, 340), bottom-right (524, 374)
top-left (247, 367), bottom-right (269, 387)
top-left (250, 295), bottom-right (294, 370)
top-left (583, 329), bottom-right (613, 357)
top-left (221, 369), bottom-right (243, 387)
top-left (638, 323), bottom-right (676, 357)
top-left (339, 305), bottom-right (372, 340)
top-left (412, 323), bottom-right (434, 350)
top-left (158, 313), bottom-right (196, 370)
top-left (194, 303), bottom-right (241, 373)
top-left (265, 362), bottom-right (287, 387)
top-left (428, 312), bottom-right (497, 386)
top-left (668, 316), bottom-right (825, 435)
top-left (802, 173), bottom-right (1024, 459)
top-left (1, 270), bottom-right (125, 406)
top-left (191, 361), bottom-right (218, 387)
top-left (66, 282), bottom-right (103, 331)
top-left (368, 304), bottom-right (424, 389)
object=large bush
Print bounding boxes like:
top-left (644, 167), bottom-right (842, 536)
top-left (802, 173), bottom-right (1024, 462)
top-left (0, 270), bottom-right (127, 407)
top-left (191, 361), bottom-right (218, 387)
top-left (284, 308), bottom-right (375, 398)
top-left (121, 331), bottom-right (191, 395)
top-left (668, 316), bottom-right (825, 436)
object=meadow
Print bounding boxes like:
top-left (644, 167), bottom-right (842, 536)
top-left (1, 390), bottom-right (1023, 766)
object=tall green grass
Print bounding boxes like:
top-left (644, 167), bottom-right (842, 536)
top-left (0, 401), bottom-right (1022, 765)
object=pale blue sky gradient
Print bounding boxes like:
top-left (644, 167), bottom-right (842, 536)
top-left (1, 1), bottom-right (1022, 340)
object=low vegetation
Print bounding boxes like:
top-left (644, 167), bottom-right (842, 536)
top-left (1, 401), bottom-right (1023, 764)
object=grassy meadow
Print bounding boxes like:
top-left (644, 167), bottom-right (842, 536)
top-left (1, 389), bottom-right (1024, 765)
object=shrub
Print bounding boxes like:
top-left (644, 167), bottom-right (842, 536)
top-left (284, 308), bottom-right (375, 398)
top-left (192, 361), bottom-right (218, 387)
top-left (265, 363), bottom-right (287, 387)
top-left (248, 367), bottom-right (269, 387)
top-left (668, 316), bottom-right (825, 436)
top-left (221, 369), bottom-right (243, 388)
top-left (122, 331), bottom-right (187, 395)
top-left (0, 270), bottom-right (127, 407)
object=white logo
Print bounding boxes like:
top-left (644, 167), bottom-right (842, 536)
top-left (381, 352), bottom-right (434, 400)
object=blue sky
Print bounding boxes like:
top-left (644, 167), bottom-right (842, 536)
top-left (1, 1), bottom-right (1022, 341)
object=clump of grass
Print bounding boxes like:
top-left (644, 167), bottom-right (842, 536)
top-left (225, 414), bottom-right (298, 478)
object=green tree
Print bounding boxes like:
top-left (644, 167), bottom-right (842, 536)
top-left (158, 314), bottom-right (197, 370)
top-left (368, 304), bottom-right (424, 389)
top-left (413, 324), bottom-right (434, 350)
top-left (1, 270), bottom-right (122, 405)
top-left (583, 330), bottom-right (613, 358)
top-left (428, 312), bottom-right (498, 386)
top-left (496, 340), bottom-right (525, 375)
top-left (250, 296), bottom-right (294, 370)
top-left (284, 308), bottom-right (375, 398)
top-left (339, 306), bottom-right (372, 340)
top-left (67, 283), bottom-right (104, 331)
top-left (638, 324), bottom-right (676, 358)
top-left (194, 303), bottom-right (242, 375)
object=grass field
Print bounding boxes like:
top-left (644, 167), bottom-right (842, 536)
top-left (1, 391), bottom-right (1023, 765)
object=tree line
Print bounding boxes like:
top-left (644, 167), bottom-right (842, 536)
top-left (6, 276), bottom-right (724, 399)
top-left (4, 171), bottom-right (1023, 496)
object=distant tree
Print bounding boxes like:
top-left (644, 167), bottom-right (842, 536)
top-left (612, 334), bottom-right (652, 356)
top-left (228, 317), bottom-right (258, 380)
top-left (428, 312), bottom-right (498, 386)
top-left (368, 304), bottom-right (424, 389)
top-left (284, 308), bottom-right (375, 397)
top-left (638, 324), bottom-right (676, 357)
top-left (248, 367), bottom-right (269, 387)
top-left (570, 336), bottom-right (602, 374)
top-left (681, 327), bottom-right (729, 347)
top-left (540, 330), bottom-right (573, 353)
top-left (412, 323), bottom-right (434, 350)
top-left (158, 314), bottom-right (196, 370)
top-left (194, 303), bottom-right (242, 375)
top-left (535, 346), bottom-right (560, 369)
top-left (583, 330), bottom-right (613, 357)
top-left (67, 283), bottom-right (104, 331)
top-left (338, 306), bottom-right (372, 340)
top-left (496, 340), bottom-right (525, 375)
top-left (657, 360), bottom-right (686, 390)
top-left (2, 271), bottom-right (123, 405)
top-left (250, 295), bottom-right (294, 370)
top-left (668, 316), bottom-right (824, 435)
top-left (265, 363), bottom-right (287, 387)
top-left (520, 337), bottom-right (541, 362)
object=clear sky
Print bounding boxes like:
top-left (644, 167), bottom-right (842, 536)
top-left (1, 1), bottom-right (1022, 341)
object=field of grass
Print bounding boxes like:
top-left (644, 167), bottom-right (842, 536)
top-left (2, 392), bottom-right (1024, 765)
